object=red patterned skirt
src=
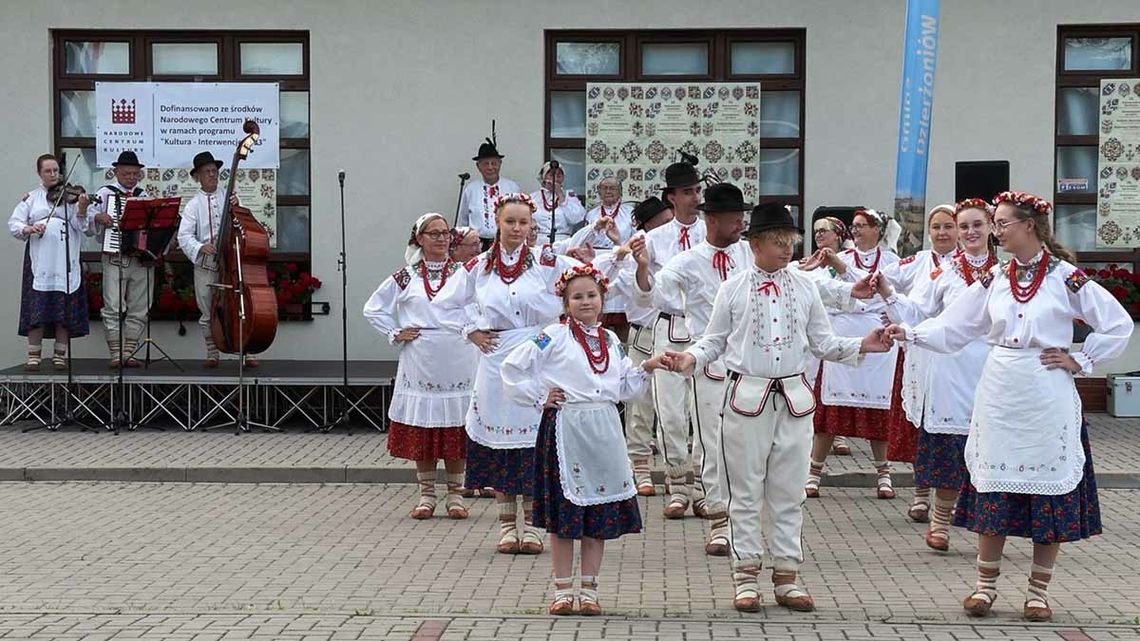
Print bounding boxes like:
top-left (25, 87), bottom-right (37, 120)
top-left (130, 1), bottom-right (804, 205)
top-left (387, 421), bottom-right (467, 461)
top-left (885, 351), bottom-right (919, 463)
top-left (812, 364), bottom-right (891, 441)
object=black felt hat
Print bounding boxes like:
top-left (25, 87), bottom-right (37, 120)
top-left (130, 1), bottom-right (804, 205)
top-left (190, 151), bottom-right (224, 176)
top-left (697, 182), bottom-right (752, 213)
top-left (745, 202), bottom-right (798, 235)
top-left (664, 151), bottom-right (701, 189)
top-left (473, 138), bottom-right (504, 161)
top-left (112, 151), bottom-right (144, 168)
top-left (632, 196), bottom-right (671, 229)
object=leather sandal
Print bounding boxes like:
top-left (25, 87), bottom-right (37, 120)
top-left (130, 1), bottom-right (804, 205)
top-left (773, 575), bottom-right (815, 612)
top-left (876, 467), bottom-right (896, 499)
top-left (832, 437), bottom-right (852, 455)
top-left (548, 594), bottom-right (575, 616)
top-left (908, 498), bottom-right (930, 522)
top-left (662, 496), bottom-right (688, 519)
top-left (925, 528), bottom-right (949, 552)
top-left (409, 498), bottom-right (436, 520)
top-left (578, 578), bottom-right (601, 616)
top-left (518, 527), bottom-right (544, 555)
top-left (444, 494), bottom-right (468, 520)
top-left (1023, 598), bottom-right (1052, 622)
top-left (733, 568), bottom-right (762, 612)
top-left (636, 479), bottom-right (656, 496)
top-left (962, 590), bottom-right (995, 617)
top-left (496, 528), bottom-right (520, 554)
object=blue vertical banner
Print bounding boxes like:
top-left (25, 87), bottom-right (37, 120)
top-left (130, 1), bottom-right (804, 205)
top-left (893, 0), bottom-right (941, 256)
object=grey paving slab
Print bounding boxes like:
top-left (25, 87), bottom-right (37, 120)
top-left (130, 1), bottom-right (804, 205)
top-left (0, 414), bottom-right (1136, 487)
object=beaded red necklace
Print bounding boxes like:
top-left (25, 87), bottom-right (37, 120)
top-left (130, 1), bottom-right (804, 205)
top-left (540, 189), bottom-right (558, 212)
top-left (569, 318), bottom-right (610, 374)
top-left (853, 247), bottom-right (882, 272)
top-left (1008, 251), bottom-right (1050, 303)
top-left (597, 202), bottom-right (617, 220)
top-left (957, 252), bottom-right (996, 287)
top-left (419, 259), bottom-right (452, 300)
top-left (494, 244), bottom-right (529, 284)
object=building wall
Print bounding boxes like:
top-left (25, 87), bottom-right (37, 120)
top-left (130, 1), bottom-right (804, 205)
top-left (1, 0), bottom-right (1138, 372)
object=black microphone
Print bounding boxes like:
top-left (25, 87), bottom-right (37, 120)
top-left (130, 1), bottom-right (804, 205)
top-left (338, 169), bottom-right (345, 186)
top-left (549, 160), bottom-right (560, 171)
top-left (458, 172), bottom-right (471, 181)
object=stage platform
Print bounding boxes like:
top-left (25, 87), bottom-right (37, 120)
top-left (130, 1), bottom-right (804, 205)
top-left (0, 359), bottom-right (398, 432)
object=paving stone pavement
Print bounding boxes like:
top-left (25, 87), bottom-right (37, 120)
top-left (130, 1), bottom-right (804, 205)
top-left (1, 414), bottom-right (1137, 487)
top-left (0, 482), bottom-right (1137, 639)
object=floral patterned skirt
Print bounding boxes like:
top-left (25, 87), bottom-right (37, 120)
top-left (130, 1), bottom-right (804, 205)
top-left (387, 422), bottom-right (466, 461)
top-left (19, 246), bottom-right (89, 339)
top-left (886, 352), bottom-right (919, 463)
top-left (532, 408), bottom-right (642, 540)
top-left (953, 421), bottom-right (1101, 544)
top-left (913, 431), bottom-right (969, 491)
top-left (812, 364), bottom-right (891, 441)
top-left (464, 438), bottom-right (535, 496)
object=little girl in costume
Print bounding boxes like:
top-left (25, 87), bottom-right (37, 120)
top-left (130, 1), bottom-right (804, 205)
top-left (501, 264), bottom-right (668, 616)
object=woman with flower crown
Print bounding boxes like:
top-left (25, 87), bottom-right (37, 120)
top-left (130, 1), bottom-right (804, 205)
top-left (364, 213), bottom-right (478, 520)
top-left (454, 192), bottom-right (582, 557)
top-left (876, 200), bottom-right (996, 550)
top-left (501, 264), bottom-right (668, 616)
top-left (885, 191), bottom-right (1132, 622)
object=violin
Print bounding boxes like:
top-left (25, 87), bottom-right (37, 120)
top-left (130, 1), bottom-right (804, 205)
top-left (46, 182), bottom-right (101, 205)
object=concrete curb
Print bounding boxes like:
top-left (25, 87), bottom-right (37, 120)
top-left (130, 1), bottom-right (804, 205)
top-left (2, 467), bottom-right (1138, 488)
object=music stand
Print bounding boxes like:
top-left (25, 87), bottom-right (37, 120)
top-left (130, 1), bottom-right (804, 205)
top-left (118, 197), bottom-right (184, 374)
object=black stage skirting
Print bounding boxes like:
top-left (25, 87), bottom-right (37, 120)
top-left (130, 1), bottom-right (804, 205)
top-left (1, 359), bottom-right (398, 386)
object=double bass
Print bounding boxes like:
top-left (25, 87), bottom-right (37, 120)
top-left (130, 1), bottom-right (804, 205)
top-left (209, 120), bottom-right (278, 354)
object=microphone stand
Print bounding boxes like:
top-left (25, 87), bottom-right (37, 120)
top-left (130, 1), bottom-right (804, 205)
top-left (452, 173), bottom-right (469, 227)
top-left (27, 164), bottom-right (99, 433)
top-left (317, 170), bottom-right (357, 433)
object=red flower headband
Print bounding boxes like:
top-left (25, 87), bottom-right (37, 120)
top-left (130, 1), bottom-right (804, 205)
top-left (494, 192), bottom-right (537, 213)
top-left (992, 191), bottom-right (1051, 215)
top-left (953, 198), bottom-right (994, 216)
top-left (555, 263), bottom-right (609, 296)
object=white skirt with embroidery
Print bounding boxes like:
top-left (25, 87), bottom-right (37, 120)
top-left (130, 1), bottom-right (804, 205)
top-left (388, 328), bottom-right (477, 428)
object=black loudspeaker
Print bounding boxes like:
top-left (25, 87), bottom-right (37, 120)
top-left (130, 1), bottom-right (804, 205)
top-left (955, 161), bottom-right (1010, 202)
top-left (809, 206), bottom-right (865, 252)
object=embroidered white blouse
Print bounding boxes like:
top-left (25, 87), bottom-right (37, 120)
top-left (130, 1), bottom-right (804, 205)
top-left (900, 251), bottom-right (1133, 375)
top-left (8, 186), bottom-right (89, 293)
top-left (456, 243), bottom-right (582, 334)
top-left (363, 260), bottom-right (470, 344)
top-left (455, 177), bottom-right (522, 240)
top-left (501, 322), bottom-right (650, 409)
top-left (689, 266), bottom-right (863, 377)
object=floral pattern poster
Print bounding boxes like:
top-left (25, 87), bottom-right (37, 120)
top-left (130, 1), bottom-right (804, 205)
top-left (1097, 79), bottom-right (1140, 249)
top-left (584, 83), bottom-right (761, 208)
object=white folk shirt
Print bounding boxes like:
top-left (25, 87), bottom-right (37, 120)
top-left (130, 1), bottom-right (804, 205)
top-left (689, 266), bottom-right (862, 377)
top-left (584, 202), bottom-right (635, 249)
top-left (596, 251), bottom-right (655, 327)
top-left (177, 189), bottom-right (224, 266)
top-left (640, 240), bottom-right (754, 337)
top-left (838, 246), bottom-right (901, 315)
top-left (8, 186), bottom-right (89, 293)
top-left (456, 177), bottom-right (522, 240)
top-left (89, 182), bottom-right (146, 245)
top-left (363, 260), bottom-right (470, 343)
top-left (880, 248), bottom-right (958, 297)
top-left (501, 322), bottom-right (651, 409)
top-left (903, 251), bottom-right (1133, 376)
top-left (643, 217), bottom-right (707, 277)
top-left (456, 243), bottom-right (582, 333)
top-left (531, 189), bottom-right (587, 243)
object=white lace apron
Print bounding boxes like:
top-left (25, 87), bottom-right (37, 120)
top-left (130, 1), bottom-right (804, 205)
top-left (389, 328), bottom-right (476, 428)
top-left (965, 347), bottom-right (1084, 495)
top-left (555, 402), bottom-right (636, 506)
top-left (820, 312), bottom-right (898, 409)
top-left (922, 339), bottom-right (989, 435)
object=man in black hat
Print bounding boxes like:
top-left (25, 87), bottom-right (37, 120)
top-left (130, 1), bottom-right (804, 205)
top-left (456, 138), bottom-right (521, 249)
top-left (664, 202), bottom-right (893, 614)
top-left (598, 196), bottom-right (673, 497)
top-left (631, 183), bottom-right (750, 557)
top-left (89, 151), bottom-right (150, 368)
top-left (176, 151), bottom-right (253, 367)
